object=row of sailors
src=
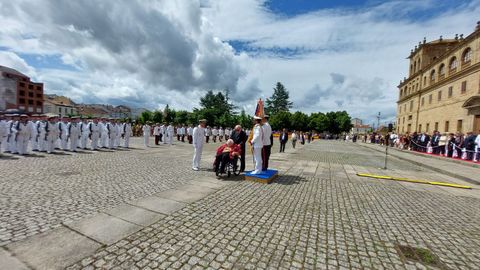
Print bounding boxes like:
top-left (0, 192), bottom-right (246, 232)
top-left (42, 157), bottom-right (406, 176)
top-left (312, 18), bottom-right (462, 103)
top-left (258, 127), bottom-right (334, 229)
top-left (0, 114), bottom-right (132, 155)
top-left (144, 123), bottom-right (244, 146)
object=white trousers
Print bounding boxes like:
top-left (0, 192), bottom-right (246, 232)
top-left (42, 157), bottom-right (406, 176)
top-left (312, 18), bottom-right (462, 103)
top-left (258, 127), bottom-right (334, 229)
top-left (144, 135), bottom-right (149, 147)
top-left (80, 134), bottom-right (88, 149)
top-left (70, 135), bottom-right (79, 151)
top-left (16, 135), bottom-right (29, 155)
top-left (253, 147), bottom-right (263, 173)
top-left (108, 136), bottom-right (115, 149)
top-left (100, 133), bottom-right (108, 148)
top-left (31, 136), bottom-right (38, 151)
top-left (124, 135), bottom-right (130, 148)
top-left (0, 136), bottom-right (7, 153)
top-left (91, 133), bottom-right (99, 150)
top-left (46, 136), bottom-right (57, 153)
top-left (60, 137), bottom-right (68, 150)
top-left (192, 145), bottom-right (203, 168)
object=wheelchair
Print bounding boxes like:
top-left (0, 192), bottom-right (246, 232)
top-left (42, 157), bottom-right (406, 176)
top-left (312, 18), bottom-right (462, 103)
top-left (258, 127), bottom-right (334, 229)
top-left (213, 155), bottom-right (240, 177)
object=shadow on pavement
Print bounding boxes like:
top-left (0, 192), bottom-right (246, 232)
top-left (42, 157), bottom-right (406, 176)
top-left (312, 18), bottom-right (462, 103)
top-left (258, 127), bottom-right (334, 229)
top-left (273, 175), bottom-right (308, 185)
top-left (0, 155), bottom-right (20, 160)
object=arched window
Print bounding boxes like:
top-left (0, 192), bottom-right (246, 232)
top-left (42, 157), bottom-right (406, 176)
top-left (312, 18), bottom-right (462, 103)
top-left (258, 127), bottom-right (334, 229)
top-left (463, 48), bottom-right (472, 63)
top-left (430, 69), bottom-right (436, 81)
top-left (439, 63), bottom-right (445, 76)
top-left (449, 57), bottom-right (458, 70)
top-left (413, 61), bottom-right (417, 73)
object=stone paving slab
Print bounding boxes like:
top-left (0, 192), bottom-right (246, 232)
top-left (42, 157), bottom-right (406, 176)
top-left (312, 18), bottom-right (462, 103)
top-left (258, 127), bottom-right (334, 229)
top-left (104, 204), bottom-right (165, 227)
top-left (7, 227), bottom-right (101, 270)
top-left (65, 213), bottom-right (142, 245)
top-left (0, 248), bottom-right (30, 270)
top-left (129, 196), bottom-right (186, 215)
top-left (155, 186), bottom-right (216, 203)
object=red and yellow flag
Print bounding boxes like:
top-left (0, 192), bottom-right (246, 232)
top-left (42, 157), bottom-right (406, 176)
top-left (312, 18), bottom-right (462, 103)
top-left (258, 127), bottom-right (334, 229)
top-left (254, 98), bottom-right (265, 118)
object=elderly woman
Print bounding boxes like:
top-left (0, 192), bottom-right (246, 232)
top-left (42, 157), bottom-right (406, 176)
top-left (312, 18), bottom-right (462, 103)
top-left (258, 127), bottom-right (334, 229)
top-left (214, 139), bottom-right (241, 174)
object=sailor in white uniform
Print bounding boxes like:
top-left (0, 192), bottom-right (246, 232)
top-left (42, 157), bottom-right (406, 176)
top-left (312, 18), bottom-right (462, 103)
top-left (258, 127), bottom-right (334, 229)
top-left (249, 116), bottom-right (264, 174)
top-left (192, 119), bottom-right (206, 171)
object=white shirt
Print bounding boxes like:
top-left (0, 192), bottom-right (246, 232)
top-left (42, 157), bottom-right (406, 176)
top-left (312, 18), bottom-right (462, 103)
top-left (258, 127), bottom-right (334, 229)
top-left (475, 135), bottom-right (480, 148)
top-left (123, 123), bottom-right (132, 136)
top-left (251, 124), bottom-right (264, 149)
top-left (219, 128), bottom-right (224, 136)
top-left (187, 127), bottom-right (193, 136)
top-left (88, 122), bottom-right (101, 134)
top-left (167, 125), bottom-right (174, 135)
top-left (153, 126), bottom-right (161, 136)
top-left (142, 125), bottom-right (151, 136)
top-left (212, 128), bottom-right (218, 136)
top-left (262, 122), bottom-right (272, 146)
top-left (193, 125), bottom-right (205, 147)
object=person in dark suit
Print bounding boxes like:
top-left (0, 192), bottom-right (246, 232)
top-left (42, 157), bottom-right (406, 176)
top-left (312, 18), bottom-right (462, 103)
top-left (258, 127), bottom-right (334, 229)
top-left (230, 125), bottom-right (248, 172)
top-left (279, 128), bottom-right (288, 152)
top-left (431, 131), bottom-right (440, 154)
top-left (464, 132), bottom-right (476, 160)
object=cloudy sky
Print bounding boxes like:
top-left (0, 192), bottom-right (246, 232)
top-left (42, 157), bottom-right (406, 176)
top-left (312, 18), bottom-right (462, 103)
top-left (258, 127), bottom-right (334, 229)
top-left (1, 0), bottom-right (479, 124)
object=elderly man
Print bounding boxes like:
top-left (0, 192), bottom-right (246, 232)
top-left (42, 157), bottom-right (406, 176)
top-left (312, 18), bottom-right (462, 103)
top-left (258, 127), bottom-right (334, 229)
top-left (230, 125), bottom-right (248, 172)
top-left (214, 139), bottom-right (241, 174)
top-left (192, 119), bottom-right (206, 171)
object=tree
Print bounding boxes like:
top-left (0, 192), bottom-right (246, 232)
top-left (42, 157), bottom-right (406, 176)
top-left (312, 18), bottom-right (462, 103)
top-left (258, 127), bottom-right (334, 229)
top-left (265, 82), bottom-right (293, 115)
top-left (138, 110), bottom-right (152, 124)
top-left (238, 109), bottom-right (253, 129)
top-left (269, 111), bottom-right (292, 131)
top-left (197, 90), bottom-right (237, 127)
top-left (174, 110), bottom-right (189, 124)
top-left (290, 111), bottom-right (309, 131)
top-left (152, 110), bottom-right (163, 124)
top-left (308, 111), bottom-right (352, 134)
top-left (163, 105), bottom-right (175, 123)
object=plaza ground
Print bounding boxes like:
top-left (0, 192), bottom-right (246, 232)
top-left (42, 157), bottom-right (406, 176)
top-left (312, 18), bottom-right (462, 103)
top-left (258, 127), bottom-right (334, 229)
top-left (0, 138), bottom-right (479, 269)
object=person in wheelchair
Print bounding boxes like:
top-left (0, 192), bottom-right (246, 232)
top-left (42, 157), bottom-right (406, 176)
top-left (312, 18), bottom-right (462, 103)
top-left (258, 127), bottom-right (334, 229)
top-left (214, 139), bottom-right (241, 175)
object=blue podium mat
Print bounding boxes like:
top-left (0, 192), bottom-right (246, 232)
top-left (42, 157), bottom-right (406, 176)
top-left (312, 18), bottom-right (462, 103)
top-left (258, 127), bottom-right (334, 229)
top-left (244, 169), bottom-right (278, 184)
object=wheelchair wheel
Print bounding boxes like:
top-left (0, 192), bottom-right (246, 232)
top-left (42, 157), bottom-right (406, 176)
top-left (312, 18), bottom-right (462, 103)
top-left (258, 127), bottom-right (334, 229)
top-left (232, 161), bottom-right (240, 176)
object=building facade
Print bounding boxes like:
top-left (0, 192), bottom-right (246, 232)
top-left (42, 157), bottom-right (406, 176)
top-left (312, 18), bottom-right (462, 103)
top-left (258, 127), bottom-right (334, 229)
top-left (43, 95), bottom-right (78, 117)
top-left (0, 65), bottom-right (44, 113)
top-left (397, 22), bottom-right (480, 135)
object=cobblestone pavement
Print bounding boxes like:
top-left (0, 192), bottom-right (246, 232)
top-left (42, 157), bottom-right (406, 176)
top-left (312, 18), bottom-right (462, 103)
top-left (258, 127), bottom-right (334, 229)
top-left (0, 138), bottom-right (232, 247)
top-left (61, 140), bottom-right (480, 270)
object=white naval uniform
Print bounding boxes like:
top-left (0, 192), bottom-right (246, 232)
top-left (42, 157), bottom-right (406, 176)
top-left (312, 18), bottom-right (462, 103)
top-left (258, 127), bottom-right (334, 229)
top-left (142, 124), bottom-right (151, 147)
top-left (79, 122), bottom-right (90, 149)
top-left (166, 125), bottom-right (174, 145)
top-left (250, 123), bottom-right (264, 174)
top-left (122, 123), bottom-right (132, 148)
top-left (114, 123), bottom-right (122, 148)
top-left (44, 121), bottom-right (58, 154)
top-left (89, 122), bottom-right (101, 150)
top-left (100, 122), bottom-right (108, 148)
top-left (219, 128), bottom-right (224, 141)
top-left (13, 121), bottom-right (32, 155)
top-left (7, 120), bottom-right (16, 153)
top-left (67, 122), bottom-right (81, 152)
top-left (192, 125), bottom-right (205, 169)
top-left (106, 122), bottom-right (116, 149)
top-left (0, 120), bottom-right (8, 153)
top-left (58, 122), bottom-right (68, 150)
top-left (160, 125), bottom-right (166, 144)
top-left (37, 121), bottom-right (47, 152)
top-left (30, 121), bottom-right (39, 151)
